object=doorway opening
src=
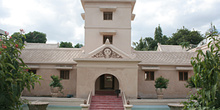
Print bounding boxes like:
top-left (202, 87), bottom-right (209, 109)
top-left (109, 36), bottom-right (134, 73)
top-left (95, 74), bottom-right (119, 95)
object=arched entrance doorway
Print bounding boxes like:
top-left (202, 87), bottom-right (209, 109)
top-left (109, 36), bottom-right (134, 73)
top-left (95, 74), bottom-right (119, 95)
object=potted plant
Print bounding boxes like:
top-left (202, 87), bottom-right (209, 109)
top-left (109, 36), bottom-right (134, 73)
top-left (154, 76), bottom-right (169, 99)
top-left (49, 75), bottom-right (63, 97)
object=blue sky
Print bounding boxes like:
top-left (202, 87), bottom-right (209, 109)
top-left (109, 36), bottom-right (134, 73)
top-left (0, 0), bottom-right (220, 45)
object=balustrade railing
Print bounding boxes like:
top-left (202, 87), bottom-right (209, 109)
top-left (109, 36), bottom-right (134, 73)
top-left (80, 91), bottom-right (92, 110)
top-left (86, 91), bottom-right (92, 107)
top-left (122, 91), bottom-right (133, 110)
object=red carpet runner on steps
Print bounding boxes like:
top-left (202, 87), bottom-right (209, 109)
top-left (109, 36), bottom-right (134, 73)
top-left (89, 95), bottom-right (124, 110)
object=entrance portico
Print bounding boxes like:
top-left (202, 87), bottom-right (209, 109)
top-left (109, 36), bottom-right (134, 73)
top-left (75, 59), bottom-right (139, 98)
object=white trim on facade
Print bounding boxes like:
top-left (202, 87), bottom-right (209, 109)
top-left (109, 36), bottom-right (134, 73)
top-left (99, 6), bottom-right (117, 11)
top-left (176, 67), bottom-right (193, 70)
top-left (27, 65), bottom-right (40, 69)
top-left (99, 30), bottom-right (116, 35)
top-left (141, 66), bottom-right (160, 70)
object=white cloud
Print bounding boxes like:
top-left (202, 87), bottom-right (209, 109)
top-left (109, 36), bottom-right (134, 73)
top-left (73, 24), bottom-right (84, 43)
top-left (132, 0), bottom-right (220, 42)
top-left (0, 0), bottom-right (220, 45)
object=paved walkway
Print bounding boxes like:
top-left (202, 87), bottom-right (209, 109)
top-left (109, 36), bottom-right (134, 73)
top-left (130, 99), bottom-right (187, 105)
top-left (21, 96), bottom-right (187, 106)
top-left (21, 97), bottom-right (84, 106)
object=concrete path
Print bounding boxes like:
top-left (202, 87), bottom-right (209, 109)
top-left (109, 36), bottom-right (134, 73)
top-left (130, 99), bottom-right (187, 105)
top-left (21, 97), bottom-right (84, 106)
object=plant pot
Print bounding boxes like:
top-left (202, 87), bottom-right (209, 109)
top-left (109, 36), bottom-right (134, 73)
top-left (51, 87), bottom-right (59, 97)
top-left (168, 103), bottom-right (184, 110)
top-left (156, 88), bottom-right (164, 99)
top-left (28, 101), bottom-right (49, 110)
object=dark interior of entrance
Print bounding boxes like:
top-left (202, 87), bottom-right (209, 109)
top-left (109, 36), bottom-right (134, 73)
top-left (95, 74), bottom-right (119, 95)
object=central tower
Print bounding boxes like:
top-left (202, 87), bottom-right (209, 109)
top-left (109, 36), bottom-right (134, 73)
top-left (81, 0), bottom-right (136, 55)
top-left (76, 0), bottom-right (138, 98)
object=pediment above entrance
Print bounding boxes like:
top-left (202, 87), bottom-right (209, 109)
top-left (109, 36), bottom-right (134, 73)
top-left (85, 43), bottom-right (132, 59)
top-left (92, 47), bottom-right (123, 58)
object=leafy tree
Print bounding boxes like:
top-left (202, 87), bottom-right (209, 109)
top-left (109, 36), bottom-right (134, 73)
top-left (183, 24), bottom-right (220, 109)
top-left (161, 35), bottom-right (168, 44)
top-left (133, 25), bottom-right (167, 51)
top-left (144, 37), bottom-right (157, 51)
top-left (0, 30), bottom-right (41, 109)
top-left (132, 37), bottom-right (148, 51)
top-left (25, 31), bottom-right (47, 43)
top-left (206, 23), bottom-right (219, 37)
top-left (154, 24), bottom-right (163, 43)
top-left (180, 41), bottom-right (190, 49)
top-left (154, 24), bottom-right (168, 45)
top-left (134, 26), bottom-right (204, 51)
top-left (133, 37), bottom-right (158, 51)
top-left (74, 43), bottom-right (83, 48)
top-left (59, 41), bottom-right (73, 48)
top-left (167, 27), bottom-right (204, 46)
top-left (11, 32), bottom-right (25, 44)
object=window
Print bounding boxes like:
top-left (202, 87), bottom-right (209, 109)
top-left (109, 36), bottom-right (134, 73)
top-left (145, 71), bottom-right (154, 81)
top-left (179, 71), bottom-right (188, 81)
top-left (103, 35), bottom-right (113, 44)
top-left (28, 69), bottom-right (37, 74)
top-left (60, 70), bottom-right (69, 79)
top-left (103, 12), bottom-right (112, 20)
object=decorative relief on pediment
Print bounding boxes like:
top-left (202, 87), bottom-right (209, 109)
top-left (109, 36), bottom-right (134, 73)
top-left (92, 47), bottom-right (123, 58)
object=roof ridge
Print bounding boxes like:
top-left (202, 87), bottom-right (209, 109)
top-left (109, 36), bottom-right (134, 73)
top-left (24, 48), bottom-right (83, 51)
top-left (133, 51), bottom-right (195, 53)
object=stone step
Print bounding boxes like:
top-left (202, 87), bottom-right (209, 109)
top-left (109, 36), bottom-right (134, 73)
top-left (90, 108), bottom-right (124, 110)
top-left (91, 102), bottom-right (123, 104)
top-left (90, 104), bottom-right (123, 107)
top-left (89, 95), bottom-right (124, 110)
top-left (90, 107), bottom-right (124, 110)
top-left (92, 99), bottom-right (122, 102)
top-left (95, 91), bottom-right (116, 95)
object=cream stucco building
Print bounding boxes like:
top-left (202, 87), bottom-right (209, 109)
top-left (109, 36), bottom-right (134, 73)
top-left (21, 0), bottom-right (196, 99)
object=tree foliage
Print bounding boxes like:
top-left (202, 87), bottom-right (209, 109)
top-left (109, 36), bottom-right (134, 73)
top-left (154, 25), bottom-right (168, 45)
top-left (132, 37), bottom-right (148, 51)
top-left (133, 25), bottom-right (166, 51)
top-left (59, 41), bottom-right (73, 48)
top-left (183, 24), bottom-right (220, 109)
top-left (154, 24), bottom-right (163, 43)
top-left (144, 37), bottom-right (157, 51)
top-left (167, 27), bottom-right (204, 45)
top-left (133, 26), bottom-right (204, 51)
top-left (161, 35), bottom-right (168, 45)
top-left (24, 31), bottom-right (47, 43)
top-left (74, 43), bottom-right (83, 48)
top-left (0, 30), bottom-right (41, 109)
